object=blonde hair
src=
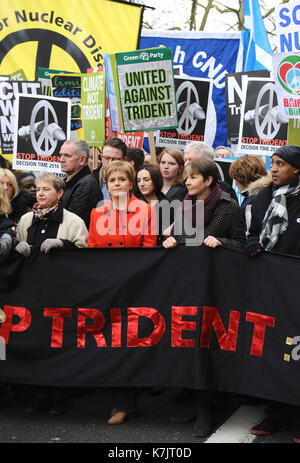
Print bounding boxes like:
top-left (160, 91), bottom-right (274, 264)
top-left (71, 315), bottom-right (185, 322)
top-left (0, 183), bottom-right (12, 215)
top-left (0, 168), bottom-right (19, 200)
top-left (104, 160), bottom-right (135, 185)
top-left (159, 148), bottom-right (184, 185)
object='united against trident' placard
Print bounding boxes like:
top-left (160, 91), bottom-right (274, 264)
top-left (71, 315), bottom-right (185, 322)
top-left (110, 47), bottom-right (178, 133)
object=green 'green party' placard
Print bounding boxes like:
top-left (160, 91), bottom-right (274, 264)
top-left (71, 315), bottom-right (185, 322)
top-left (112, 47), bottom-right (178, 133)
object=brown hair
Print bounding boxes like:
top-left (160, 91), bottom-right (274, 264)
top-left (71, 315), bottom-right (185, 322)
top-left (102, 137), bottom-right (127, 159)
top-left (135, 164), bottom-right (163, 199)
top-left (158, 148), bottom-right (184, 185)
top-left (186, 157), bottom-right (220, 187)
top-left (229, 155), bottom-right (267, 188)
top-left (35, 173), bottom-right (66, 192)
top-left (126, 147), bottom-right (145, 171)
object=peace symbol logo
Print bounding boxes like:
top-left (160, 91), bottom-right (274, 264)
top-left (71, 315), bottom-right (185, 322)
top-left (0, 29), bottom-right (91, 78)
top-left (30, 100), bottom-right (66, 155)
top-left (277, 55), bottom-right (300, 96)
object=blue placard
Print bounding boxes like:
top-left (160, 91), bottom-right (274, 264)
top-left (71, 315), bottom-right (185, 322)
top-left (139, 31), bottom-right (243, 149)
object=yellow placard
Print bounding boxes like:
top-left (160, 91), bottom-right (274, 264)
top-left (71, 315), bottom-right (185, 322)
top-left (288, 119), bottom-right (300, 145)
top-left (0, 0), bottom-right (142, 80)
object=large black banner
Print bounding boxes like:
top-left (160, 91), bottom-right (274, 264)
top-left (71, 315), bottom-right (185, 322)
top-left (0, 246), bottom-right (300, 406)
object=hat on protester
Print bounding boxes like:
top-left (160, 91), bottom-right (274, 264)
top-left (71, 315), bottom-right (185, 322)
top-left (273, 145), bottom-right (300, 170)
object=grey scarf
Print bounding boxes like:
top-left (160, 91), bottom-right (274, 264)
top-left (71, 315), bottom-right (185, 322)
top-left (259, 181), bottom-right (300, 251)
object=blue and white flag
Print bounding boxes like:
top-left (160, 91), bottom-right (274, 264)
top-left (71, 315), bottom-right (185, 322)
top-left (242, 0), bottom-right (273, 72)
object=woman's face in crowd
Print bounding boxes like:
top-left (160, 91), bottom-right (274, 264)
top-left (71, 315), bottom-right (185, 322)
top-left (159, 153), bottom-right (179, 181)
top-left (1, 175), bottom-right (14, 200)
top-left (186, 172), bottom-right (212, 199)
top-left (36, 181), bottom-right (63, 209)
top-left (137, 169), bottom-right (155, 197)
top-left (20, 175), bottom-right (37, 199)
top-left (107, 170), bottom-right (133, 200)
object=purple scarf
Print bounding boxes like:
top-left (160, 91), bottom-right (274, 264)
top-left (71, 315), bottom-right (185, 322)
top-left (182, 184), bottom-right (222, 227)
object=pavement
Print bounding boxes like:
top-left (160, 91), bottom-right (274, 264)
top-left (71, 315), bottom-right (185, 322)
top-left (0, 384), bottom-right (298, 451)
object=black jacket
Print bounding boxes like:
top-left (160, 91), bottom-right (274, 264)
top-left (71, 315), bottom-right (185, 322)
top-left (0, 214), bottom-right (15, 239)
top-left (61, 165), bottom-right (102, 229)
top-left (245, 183), bottom-right (300, 257)
top-left (165, 184), bottom-right (188, 202)
top-left (172, 191), bottom-right (245, 248)
top-left (9, 190), bottom-right (34, 225)
top-left (26, 202), bottom-right (74, 249)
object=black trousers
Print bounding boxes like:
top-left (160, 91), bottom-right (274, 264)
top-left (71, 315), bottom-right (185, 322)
top-left (112, 387), bottom-right (136, 413)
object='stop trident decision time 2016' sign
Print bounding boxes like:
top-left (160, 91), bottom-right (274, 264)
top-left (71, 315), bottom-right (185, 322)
top-left (110, 47), bottom-right (178, 133)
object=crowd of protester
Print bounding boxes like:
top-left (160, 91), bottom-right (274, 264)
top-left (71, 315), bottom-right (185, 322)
top-left (0, 138), bottom-right (300, 441)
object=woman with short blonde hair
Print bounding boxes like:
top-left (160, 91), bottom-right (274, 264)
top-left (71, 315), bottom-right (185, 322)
top-left (104, 160), bottom-right (135, 186)
top-left (88, 159), bottom-right (157, 424)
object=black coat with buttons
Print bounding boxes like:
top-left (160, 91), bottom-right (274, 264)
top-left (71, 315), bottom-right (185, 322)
top-left (26, 202), bottom-right (74, 248)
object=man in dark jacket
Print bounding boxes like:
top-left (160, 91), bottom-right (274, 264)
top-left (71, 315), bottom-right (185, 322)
top-left (245, 145), bottom-right (300, 257)
top-left (245, 144), bottom-right (300, 442)
top-left (60, 139), bottom-right (102, 229)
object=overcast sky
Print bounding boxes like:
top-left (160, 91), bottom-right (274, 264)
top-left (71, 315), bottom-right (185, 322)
top-left (140, 0), bottom-right (283, 49)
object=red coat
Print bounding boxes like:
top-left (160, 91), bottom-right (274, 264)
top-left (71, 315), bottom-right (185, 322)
top-left (88, 195), bottom-right (157, 248)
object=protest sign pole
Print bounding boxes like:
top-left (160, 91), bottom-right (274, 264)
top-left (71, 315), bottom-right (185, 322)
top-left (91, 147), bottom-right (96, 169)
top-left (148, 131), bottom-right (156, 164)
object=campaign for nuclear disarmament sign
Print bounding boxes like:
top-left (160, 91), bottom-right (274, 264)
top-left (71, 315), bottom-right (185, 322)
top-left (13, 93), bottom-right (70, 173)
top-left (156, 73), bottom-right (211, 150)
top-left (139, 31), bottom-right (243, 147)
top-left (237, 77), bottom-right (288, 156)
top-left (225, 70), bottom-right (270, 145)
top-left (0, 80), bottom-right (42, 156)
top-left (0, 0), bottom-right (143, 80)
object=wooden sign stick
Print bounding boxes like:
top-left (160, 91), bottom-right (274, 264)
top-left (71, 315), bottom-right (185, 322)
top-left (148, 131), bottom-right (156, 165)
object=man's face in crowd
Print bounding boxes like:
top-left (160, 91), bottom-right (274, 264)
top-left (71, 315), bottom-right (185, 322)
top-left (271, 155), bottom-right (300, 187)
top-left (101, 146), bottom-right (123, 172)
top-left (60, 142), bottom-right (86, 175)
top-left (183, 149), bottom-right (199, 168)
top-left (215, 148), bottom-right (231, 158)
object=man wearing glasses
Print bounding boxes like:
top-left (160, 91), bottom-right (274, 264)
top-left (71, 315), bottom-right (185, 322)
top-left (98, 137), bottom-right (127, 201)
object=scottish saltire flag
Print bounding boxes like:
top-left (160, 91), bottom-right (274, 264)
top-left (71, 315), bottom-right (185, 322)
top-left (242, 0), bottom-right (272, 71)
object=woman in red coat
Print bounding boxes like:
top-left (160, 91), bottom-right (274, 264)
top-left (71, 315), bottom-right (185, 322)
top-left (88, 161), bottom-right (157, 248)
top-left (88, 160), bottom-right (157, 424)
